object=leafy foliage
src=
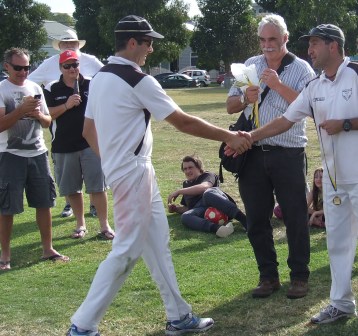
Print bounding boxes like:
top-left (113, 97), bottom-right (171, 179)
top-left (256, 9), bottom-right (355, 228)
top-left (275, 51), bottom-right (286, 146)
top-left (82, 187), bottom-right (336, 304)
top-left (49, 13), bottom-right (76, 27)
top-left (73, 0), bottom-right (112, 59)
top-left (73, 0), bottom-right (191, 65)
top-left (0, 0), bottom-right (50, 63)
top-left (257, 0), bottom-right (358, 57)
top-left (191, 0), bottom-right (260, 72)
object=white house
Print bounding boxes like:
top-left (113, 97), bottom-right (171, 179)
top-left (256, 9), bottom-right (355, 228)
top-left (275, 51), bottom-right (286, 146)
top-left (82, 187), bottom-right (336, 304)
top-left (41, 20), bottom-right (76, 58)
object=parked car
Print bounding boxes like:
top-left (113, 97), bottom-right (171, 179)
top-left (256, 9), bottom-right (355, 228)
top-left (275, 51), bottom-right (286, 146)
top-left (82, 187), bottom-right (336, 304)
top-left (158, 74), bottom-right (199, 88)
top-left (0, 71), bottom-right (8, 82)
top-left (181, 69), bottom-right (211, 87)
top-left (153, 72), bottom-right (172, 80)
top-left (217, 72), bottom-right (235, 85)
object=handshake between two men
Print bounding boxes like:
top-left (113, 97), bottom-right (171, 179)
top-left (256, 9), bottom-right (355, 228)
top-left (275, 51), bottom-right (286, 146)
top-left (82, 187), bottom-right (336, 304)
top-left (224, 130), bottom-right (253, 157)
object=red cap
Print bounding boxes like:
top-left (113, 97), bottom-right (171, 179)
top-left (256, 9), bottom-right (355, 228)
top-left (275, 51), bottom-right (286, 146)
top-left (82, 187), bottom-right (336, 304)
top-left (59, 50), bottom-right (79, 64)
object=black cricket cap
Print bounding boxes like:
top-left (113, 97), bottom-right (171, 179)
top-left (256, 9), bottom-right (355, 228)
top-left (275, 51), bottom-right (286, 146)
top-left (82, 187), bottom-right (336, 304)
top-left (114, 15), bottom-right (164, 39)
top-left (299, 24), bottom-right (345, 47)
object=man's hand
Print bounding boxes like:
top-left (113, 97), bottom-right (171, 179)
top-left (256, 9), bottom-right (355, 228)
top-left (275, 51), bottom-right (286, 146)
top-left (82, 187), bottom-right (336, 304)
top-left (168, 203), bottom-right (177, 213)
top-left (25, 108), bottom-right (42, 120)
top-left (21, 96), bottom-right (41, 117)
top-left (224, 131), bottom-right (253, 156)
top-left (245, 85), bottom-right (260, 104)
top-left (320, 120), bottom-right (344, 135)
top-left (168, 190), bottom-right (180, 204)
top-left (261, 68), bottom-right (281, 90)
top-left (66, 94), bottom-right (82, 109)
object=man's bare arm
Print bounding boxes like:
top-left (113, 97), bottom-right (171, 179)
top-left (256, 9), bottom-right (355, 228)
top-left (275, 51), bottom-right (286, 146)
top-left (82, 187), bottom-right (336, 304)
top-left (0, 98), bottom-right (39, 132)
top-left (83, 117), bottom-right (100, 156)
top-left (250, 116), bottom-right (294, 142)
top-left (165, 109), bottom-right (251, 154)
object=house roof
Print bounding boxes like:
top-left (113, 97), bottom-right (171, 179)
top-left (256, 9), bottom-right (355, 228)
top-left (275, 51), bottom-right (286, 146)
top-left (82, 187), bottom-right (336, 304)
top-left (43, 20), bottom-right (75, 41)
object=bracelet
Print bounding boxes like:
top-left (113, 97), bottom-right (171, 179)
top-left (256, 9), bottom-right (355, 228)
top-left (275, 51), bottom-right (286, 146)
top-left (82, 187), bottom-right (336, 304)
top-left (64, 103), bottom-right (68, 111)
top-left (243, 95), bottom-right (250, 105)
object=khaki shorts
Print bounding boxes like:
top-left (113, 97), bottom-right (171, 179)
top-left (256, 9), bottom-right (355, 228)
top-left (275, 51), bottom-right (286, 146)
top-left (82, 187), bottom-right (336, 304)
top-left (52, 147), bottom-right (107, 196)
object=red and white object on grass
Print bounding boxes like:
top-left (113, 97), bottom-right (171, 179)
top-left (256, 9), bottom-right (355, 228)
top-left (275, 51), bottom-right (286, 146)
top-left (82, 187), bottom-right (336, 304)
top-left (204, 207), bottom-right (229, 225)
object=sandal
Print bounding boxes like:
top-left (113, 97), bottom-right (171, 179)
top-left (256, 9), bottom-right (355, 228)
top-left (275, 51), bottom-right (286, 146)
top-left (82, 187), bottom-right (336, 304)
top-left (0, 260), bottom-right (10, 271)
top-left (98, 230), bottom-right (115, 240)
top-left (40, 254), bottom-right (70, 262)
top-left (71, 228), bottom-right (87, 239)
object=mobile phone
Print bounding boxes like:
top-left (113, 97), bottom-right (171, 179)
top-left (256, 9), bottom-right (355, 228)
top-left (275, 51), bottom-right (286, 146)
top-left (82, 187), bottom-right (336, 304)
top-left (34, 94), bottom-right (42, 99)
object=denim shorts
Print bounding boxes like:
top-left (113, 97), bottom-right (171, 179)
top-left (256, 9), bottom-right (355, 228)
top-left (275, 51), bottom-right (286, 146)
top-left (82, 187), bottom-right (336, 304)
top-left (0, 152), bottom-right (56, 215)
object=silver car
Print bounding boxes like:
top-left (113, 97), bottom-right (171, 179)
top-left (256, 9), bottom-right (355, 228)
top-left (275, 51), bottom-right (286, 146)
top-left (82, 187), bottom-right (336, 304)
top-left (181, 69), bottom-right (211, 87)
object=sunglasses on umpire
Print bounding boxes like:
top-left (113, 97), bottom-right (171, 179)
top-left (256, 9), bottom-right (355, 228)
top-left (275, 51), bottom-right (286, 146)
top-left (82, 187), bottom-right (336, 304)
top-left (62, 62), bottom-right (80, 70)
top-left (7, 63), bottom-right (31, 71)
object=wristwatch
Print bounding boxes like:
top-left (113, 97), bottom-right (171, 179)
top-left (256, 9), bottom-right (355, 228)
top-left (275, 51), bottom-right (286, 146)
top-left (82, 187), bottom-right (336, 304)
top-left (343, 119), bottom-right (352, 132)
top-left (240, 94), bottom-right (248, 107)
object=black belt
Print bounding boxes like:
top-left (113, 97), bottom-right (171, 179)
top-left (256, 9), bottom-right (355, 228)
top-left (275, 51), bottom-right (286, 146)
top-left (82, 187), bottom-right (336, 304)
top-left (254, 145), bottom-right (282, 151)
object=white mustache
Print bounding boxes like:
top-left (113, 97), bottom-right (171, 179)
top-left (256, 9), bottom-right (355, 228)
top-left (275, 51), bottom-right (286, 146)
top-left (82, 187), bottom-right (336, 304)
top-left (263, 48), bottom-right (276, 52)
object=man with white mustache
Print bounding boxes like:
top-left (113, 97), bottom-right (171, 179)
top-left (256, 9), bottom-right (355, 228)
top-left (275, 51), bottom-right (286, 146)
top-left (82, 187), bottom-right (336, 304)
top-left (226, 14), bottom-right (315, 299)
top-left (29, 30), bottom-right (103, 87)
top-left (238, 23), bottom-right (358, 325)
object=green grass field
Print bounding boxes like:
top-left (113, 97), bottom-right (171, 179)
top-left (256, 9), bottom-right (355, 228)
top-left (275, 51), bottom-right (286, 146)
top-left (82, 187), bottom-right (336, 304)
top-left (1, 87), bottom-right (357, 336)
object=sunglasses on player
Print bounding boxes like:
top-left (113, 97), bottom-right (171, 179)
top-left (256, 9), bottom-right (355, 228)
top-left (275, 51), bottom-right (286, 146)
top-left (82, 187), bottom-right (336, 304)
top-left (135, 38), bottom-right (153, 47)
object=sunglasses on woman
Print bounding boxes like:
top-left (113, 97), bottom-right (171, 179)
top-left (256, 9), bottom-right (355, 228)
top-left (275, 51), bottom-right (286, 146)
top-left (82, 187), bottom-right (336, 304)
top-left (62, 62), bottom-right (80, 70)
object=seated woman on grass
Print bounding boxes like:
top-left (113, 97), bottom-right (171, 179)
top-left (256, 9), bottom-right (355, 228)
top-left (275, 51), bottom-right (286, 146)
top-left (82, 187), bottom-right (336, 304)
top-left (167, 155), bottom-right (247, 237)
top-left (307, 167), bottom-right (325, 228)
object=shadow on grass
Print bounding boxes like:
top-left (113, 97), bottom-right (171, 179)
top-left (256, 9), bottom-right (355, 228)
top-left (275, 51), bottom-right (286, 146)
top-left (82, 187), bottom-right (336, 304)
top-left (0, 214), bottom-right (111, 274)
top-left (2, 209), bottom-right (358, 335)
top-left (145, 260), bottom-right (356, 336)
top-left (261, 217), bottom-right (328, 254)
top-left (147, 214), bottom-right (356, 336)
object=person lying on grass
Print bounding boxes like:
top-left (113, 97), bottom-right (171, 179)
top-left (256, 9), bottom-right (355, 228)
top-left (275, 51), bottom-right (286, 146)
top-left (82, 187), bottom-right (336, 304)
top-left (168, 155), bottom-right (247, 237)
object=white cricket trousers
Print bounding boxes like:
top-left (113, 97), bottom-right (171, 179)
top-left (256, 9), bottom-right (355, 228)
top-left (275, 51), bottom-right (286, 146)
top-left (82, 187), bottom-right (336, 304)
top-left (71, 158), bottom-right (192, 331)
top-left (324, 182), bottom-right (358, 313)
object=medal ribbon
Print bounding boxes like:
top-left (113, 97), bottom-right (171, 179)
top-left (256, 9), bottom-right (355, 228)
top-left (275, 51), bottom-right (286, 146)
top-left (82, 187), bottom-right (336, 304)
top-left (318, 127), bottom-right (337, 191)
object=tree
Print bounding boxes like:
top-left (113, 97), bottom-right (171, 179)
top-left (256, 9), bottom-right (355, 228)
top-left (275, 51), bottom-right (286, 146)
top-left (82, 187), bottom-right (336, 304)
top-left (256, 0), bottom-right (358, 57)
top-left (0, 0), bottom-right (51, 63)
top-left (73, 0), bottom-right (111, 59)
top-left (191, 0), bottom-right (260, 72)
top-left (73, 0), bottom-right (191, 65)
top-left (49, 13), bottom-right (76, 27)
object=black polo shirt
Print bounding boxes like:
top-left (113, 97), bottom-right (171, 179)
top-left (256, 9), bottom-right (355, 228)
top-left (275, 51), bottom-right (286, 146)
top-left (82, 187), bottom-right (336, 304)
top-left (44, 74), bottom-right (90, 153)
top-left (180, 171), bottom-right (219, 209)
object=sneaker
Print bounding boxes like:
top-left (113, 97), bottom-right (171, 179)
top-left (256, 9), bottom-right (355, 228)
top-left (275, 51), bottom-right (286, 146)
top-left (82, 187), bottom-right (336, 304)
top-left (216, 222), bottom-right (234, 238)
top-left (252, 278), bottom-right (281, 298)
top-left (165, 313), bottom-right (214, 335)
top-left (61, 203), bottom-right (73, 218)
top-left (89, 205), bottom-right (97, 217)
top-left (286, 279), bottom-right (308, 299)
top-left (311, 304), bottom-right (357, 324)
top-left (66, 324), bottom-right (100, 336)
